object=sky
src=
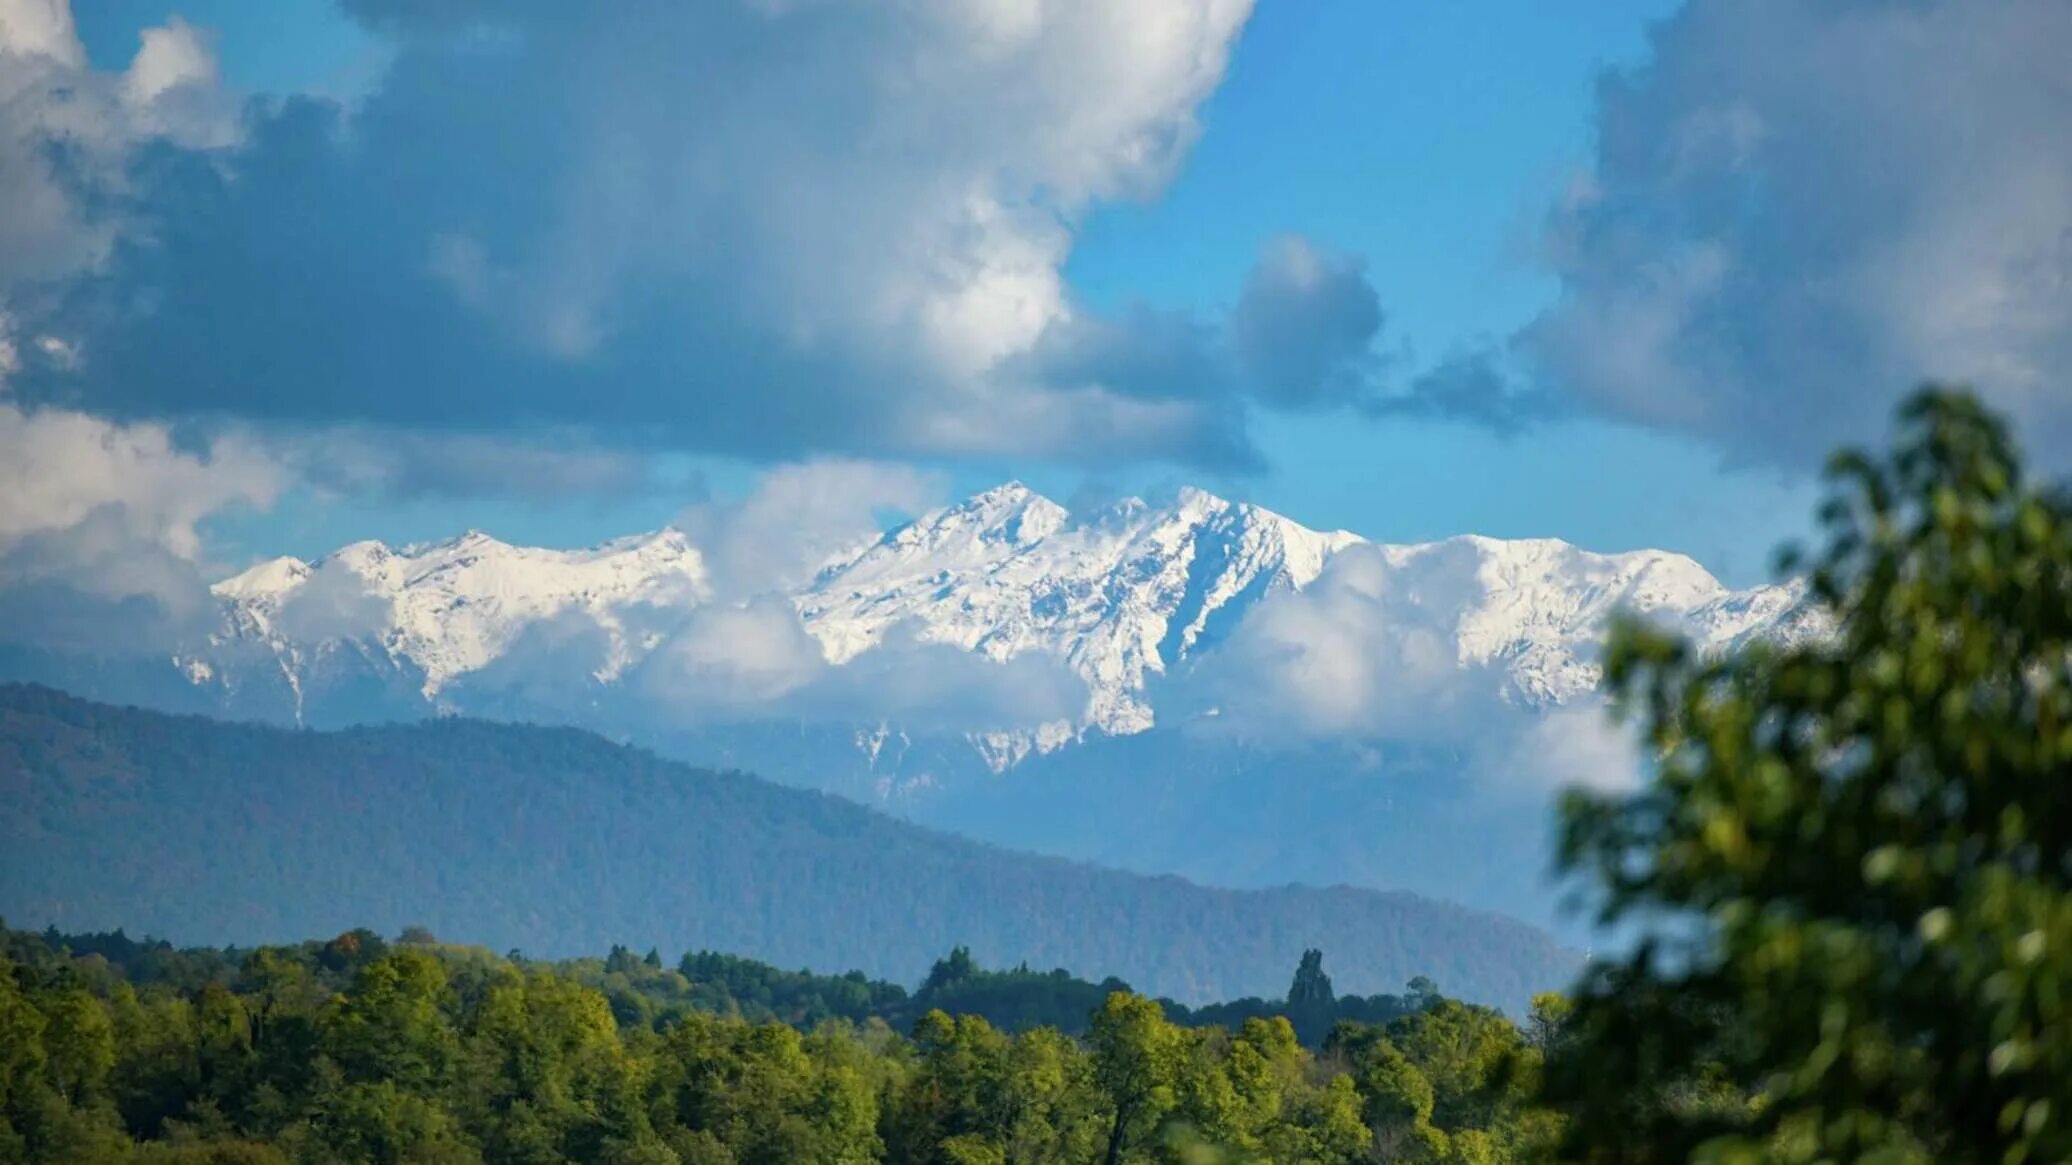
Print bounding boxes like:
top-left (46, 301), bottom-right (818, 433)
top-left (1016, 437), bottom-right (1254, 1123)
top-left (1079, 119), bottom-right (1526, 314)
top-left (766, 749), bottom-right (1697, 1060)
top-left (3, 0), bottom-right (2069, 610)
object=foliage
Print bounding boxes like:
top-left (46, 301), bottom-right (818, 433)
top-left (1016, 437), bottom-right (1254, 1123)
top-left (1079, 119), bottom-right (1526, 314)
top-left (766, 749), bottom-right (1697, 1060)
top-left (1545, 389), bottom-right (2072, 1163)
top-left (0, 924), bottom-right (1561, 1163)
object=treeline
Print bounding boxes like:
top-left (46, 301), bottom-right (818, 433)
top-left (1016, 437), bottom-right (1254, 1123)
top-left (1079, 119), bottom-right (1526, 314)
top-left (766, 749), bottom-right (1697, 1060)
top-left (0, 923), bottom-right (1559, 1163)
top-left (565, 941), bottom-right (1424, 1048)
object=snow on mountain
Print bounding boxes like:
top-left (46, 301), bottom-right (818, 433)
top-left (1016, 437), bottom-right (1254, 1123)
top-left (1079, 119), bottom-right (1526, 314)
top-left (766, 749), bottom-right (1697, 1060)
top-left (202, 527), bottom-right (710, 713)
top-left (190, 482), bottom-right (1815, 747)
top-left (798, 483), bottom-right (1361, 735)
top-left (1352, 534), bottom-right (1812, 706)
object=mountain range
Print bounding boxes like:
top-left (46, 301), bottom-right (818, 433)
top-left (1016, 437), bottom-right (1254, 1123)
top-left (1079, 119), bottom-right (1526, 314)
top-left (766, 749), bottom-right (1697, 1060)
top-left (3, 483), bottom-right (1825, 930)
top-left (182, 482), bottom-right (1813, 736)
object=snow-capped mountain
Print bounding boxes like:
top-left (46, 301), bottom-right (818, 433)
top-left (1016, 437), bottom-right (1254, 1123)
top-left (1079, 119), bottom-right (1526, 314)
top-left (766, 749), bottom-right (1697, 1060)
top-left (200, 528), bottom-right (709, 718)
top-left (798, 483), bottom-right (1361, 737)
top-left (184, 481), bottom-right (1815, 752)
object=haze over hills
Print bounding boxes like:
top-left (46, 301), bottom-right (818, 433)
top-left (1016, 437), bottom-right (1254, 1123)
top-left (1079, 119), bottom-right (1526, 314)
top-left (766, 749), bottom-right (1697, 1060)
top-left (0, 684), bottom-right (1576, 1012)
top-left (0, 482), bottom-right (1824, 931)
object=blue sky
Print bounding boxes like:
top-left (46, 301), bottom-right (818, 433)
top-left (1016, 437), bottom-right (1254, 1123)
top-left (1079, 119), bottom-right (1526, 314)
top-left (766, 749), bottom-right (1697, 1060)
top-left (13, 0), bottom-right (2068, 591)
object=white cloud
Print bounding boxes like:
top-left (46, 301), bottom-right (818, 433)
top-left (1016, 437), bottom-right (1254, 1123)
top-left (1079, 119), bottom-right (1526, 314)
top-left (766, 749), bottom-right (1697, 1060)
top-left (1179, 544), bottom-right (1500, 740)
top-left (0, 403), bottom-right (280, 562)
top-left (629, 602), bottom-right (1085, 735)
top-left (270, 558), bottom-right (395, 644)
top-left (3, 0), bottom-right (1261, 467)
top-left (1174, 542), bottom-right (1649, 796)
top-left (1475, 704), bottom-right (1645, 797)
top-left (122, 17), bottom-right (216, 107)
top-left (636, 597), bottom-right (829, 712)
top-left (1524, 0), bottom-right (2072, 466)
top-left (677, 460), bottom-right (945, 597)
top-left (0, 0), bottom-right (79, 63)
top-left (0, 0), bottom-right (235, 290)
top-left (0, 400), bottom-right (281, 648)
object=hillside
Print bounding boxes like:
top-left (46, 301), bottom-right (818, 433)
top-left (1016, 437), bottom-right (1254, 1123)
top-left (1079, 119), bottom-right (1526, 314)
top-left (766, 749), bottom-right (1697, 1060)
top-left (0, 685), bottom-right (1576, 1010)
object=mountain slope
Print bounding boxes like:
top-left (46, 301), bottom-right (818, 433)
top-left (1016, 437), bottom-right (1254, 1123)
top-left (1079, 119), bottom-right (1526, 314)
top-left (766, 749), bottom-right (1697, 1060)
top-left (0, 684), bottom-right (1577, 1010)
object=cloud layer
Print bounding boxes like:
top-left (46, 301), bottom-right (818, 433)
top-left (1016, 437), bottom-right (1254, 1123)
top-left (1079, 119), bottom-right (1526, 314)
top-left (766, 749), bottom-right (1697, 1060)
top-left (1, 0), bottom-right (1339, 469)
top-left (1020, 236), bottom-right (1395, 451)
top-left (1171, 543), bottom-right (1646, 794)
top-left (0, 0), bottom-right (232, 290)
top-left (1522, 0), bottom-right (2072, 465)
top-left (0, 399), bottom-right (281, 650)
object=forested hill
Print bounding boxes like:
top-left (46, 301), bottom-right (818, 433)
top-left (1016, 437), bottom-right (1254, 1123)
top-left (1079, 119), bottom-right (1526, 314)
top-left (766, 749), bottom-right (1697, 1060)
top-left (0, 684), bottom-right (1575, 1009)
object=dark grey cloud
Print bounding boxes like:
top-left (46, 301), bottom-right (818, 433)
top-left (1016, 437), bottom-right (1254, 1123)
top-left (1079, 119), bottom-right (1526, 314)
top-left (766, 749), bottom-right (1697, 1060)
top-left (1020, 305), bottom-right (1233, 407)
top-left (1521, 0), bottom-right (2072, 466)
top-left (277, 427), bottom-right (659, 501)
top-left (1375, 348), bottom-right (1561, 437)
top-left (1018, 236), bottom-right (1393, 449)
top-left (3, 0), bottom-right (1269, 472)
top-left (1229, 236), bottom-right (1386, 412)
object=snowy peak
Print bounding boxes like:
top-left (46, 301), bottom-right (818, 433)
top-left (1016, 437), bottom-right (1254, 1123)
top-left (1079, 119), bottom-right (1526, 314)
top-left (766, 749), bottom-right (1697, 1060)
top-left (194, 483), bottom-right (1815, 746)
top-left (803, 486), bottom-right (1366, 734)
top-left (866, 481), bottom-right (1069, 565)
top-left (1348, 534), bottom-right (1755, 705)
top-left (209, 526), bottom-right (710, 697)
top-left (213, 555), bottom-right (312, 601)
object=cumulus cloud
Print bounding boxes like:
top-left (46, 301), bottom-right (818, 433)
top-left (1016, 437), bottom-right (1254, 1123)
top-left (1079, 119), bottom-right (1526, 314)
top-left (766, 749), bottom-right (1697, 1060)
top-left (677, 460), bottom-right (945, 597)
top-left (1173, 543), bottom-right (1645, 795)
top-left (1020, 236), bottom-right (1391, 443)
top-left (1374, 348), bottom-right (1561, 437)
top-left (626, 600), bottom-right (1085, 735)
top-left (0, 400), bottom-right (282, 649)
top-left (2, 0), bottom-right (1286, 468)
top-left (1175, 544), bottom-right (1499, 740)
top-left (0, 402), bottom-right (279, 561)
top-left (1229, 236), bottom-right (1387, 412)
top-left (1521, 0), bottom-right (2072, 466)
top-left (0, 0), bottom-right (233, 289)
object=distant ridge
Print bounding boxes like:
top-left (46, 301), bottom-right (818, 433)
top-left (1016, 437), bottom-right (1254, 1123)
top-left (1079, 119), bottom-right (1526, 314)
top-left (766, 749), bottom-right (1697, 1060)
top-left (0, 684), bottom-right (1577, 1011)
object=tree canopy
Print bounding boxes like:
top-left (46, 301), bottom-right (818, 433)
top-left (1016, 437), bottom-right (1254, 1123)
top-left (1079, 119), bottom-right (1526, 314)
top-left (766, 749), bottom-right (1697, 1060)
top-left (0, 925), bottom-right (1554, 1163)
top-left (1545, 389), bottom-right (2072, 1163)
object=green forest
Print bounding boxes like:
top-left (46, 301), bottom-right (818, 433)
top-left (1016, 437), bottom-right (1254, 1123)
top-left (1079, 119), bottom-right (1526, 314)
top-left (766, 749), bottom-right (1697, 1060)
top-left (0, 923), bottom-right (1553, 1164)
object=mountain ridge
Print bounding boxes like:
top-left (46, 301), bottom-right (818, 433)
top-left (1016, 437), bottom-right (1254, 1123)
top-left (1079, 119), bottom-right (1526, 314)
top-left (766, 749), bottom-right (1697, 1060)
top-left (0, 682), bottom-right (1576, 1011)
top-left (183, 482), bottom-right (1815, 756)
